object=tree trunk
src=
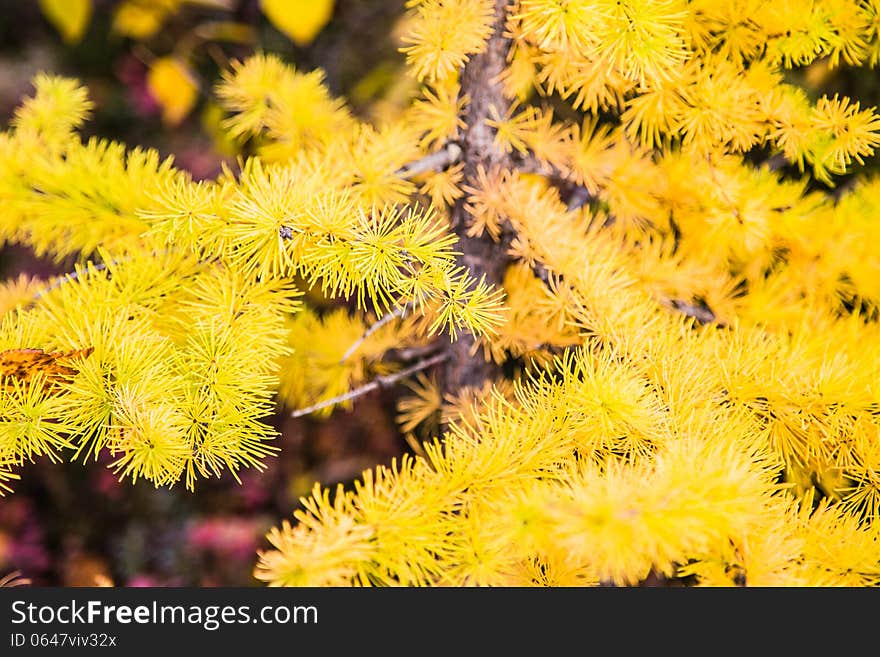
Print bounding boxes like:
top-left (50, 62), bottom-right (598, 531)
top-left (442, 0), bottom-right (514, 404)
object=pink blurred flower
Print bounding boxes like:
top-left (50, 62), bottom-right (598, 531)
top-left (186, 517), bottom-right (261, 562)
top-left (126, 574), bottom-right (160, 587)
top-left (0, 498), bottom-right (50, 580)
top-left (115, 54), bottom-right (160, 118)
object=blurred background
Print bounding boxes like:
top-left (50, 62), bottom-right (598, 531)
top-left (0, 0), bottom-right (412, 587)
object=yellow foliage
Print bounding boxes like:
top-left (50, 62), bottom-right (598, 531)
top-left (147, 57), bottom-right (200, 126)
top-left (260, 0), bottom-right (335, 47)
top-left (111, 0), bottom-right (180, 39)
top-left (6, 0), bottom-right (880, 587)
top-left (38, 0), bottom-right (92, 43)
top-left (216, 53), bottom-right (353, 159)
top-left (400, 0), bottom-right (495, 83)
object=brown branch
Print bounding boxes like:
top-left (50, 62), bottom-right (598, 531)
top-left (290, 352), bottom-right (449, 418)
top-left (31, 261), bottom-right (109, 303)
top-left (661, 298), bottom-right (726, 327)
top-left (0, 570), bottom-right (31, 588)
top-left (387, 341), bottom-right (443, 362)
top-left (441, 0), bottom-right (514, 405)
top-left (515, 153), bottom-right (593, 211)
top-left (397, 142), bottom-right (462, 179)
top-left (339, 303), bottom-right (412, 363)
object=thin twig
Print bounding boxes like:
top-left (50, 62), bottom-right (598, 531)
top-left (30, 248), bottom-right (184, 305)
top-left (762, 152), bottom-right (789, 172)
top-left (515, 154), bottom-right (558, 178)
top-left (291, 352), bottom-right (449, 418)
top-left (530, 260), bottom-right (555, 287)
top-left (0, 570), bottom-right (31, 587)
top-left (662, 298), bottom-right (725, 327)
top-left (397, 142), bottom-right (462, 179)
top-left (387, 341), bottom-right (443, 362)
top-left (515, 153), bottom-right (593, 211)
top-left (340, 303), bottom-right (411, 363)
top-left (31, 262), bottom-right (109, 302)
top-left (564, 186), bottom-right (592, 211)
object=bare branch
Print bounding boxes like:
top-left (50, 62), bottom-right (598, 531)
top-left (514, 154), bottom-right (558, 178)
top-left (339, 303), bottom-right (412, 363)
top-left (515, 153), bottom-right (593, 210)
top-left (31, 248), bottom-right (176, 303)
top-left (0, 570), bottom-right (31, 587)
top-left (397, 142), bottom-right (462, 179)
top-left (388, 341), bottom-right (443, 362)
top-left (662, 298), bottom-right (726, 327)
top-left (442, 0), bottom-right (514, 402)
top-left (31, 262), bottom-right (109, 303)
top-left (291, 352), bottom-right (449, 418)
top-left (763, 152), bottom-right (789, 172)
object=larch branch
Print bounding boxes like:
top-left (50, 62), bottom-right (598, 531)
top-left (291, 352), bottom-right (449, 418)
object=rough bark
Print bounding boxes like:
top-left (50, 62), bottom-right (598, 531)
top-left (441, 0), bottom-right (514, 402)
